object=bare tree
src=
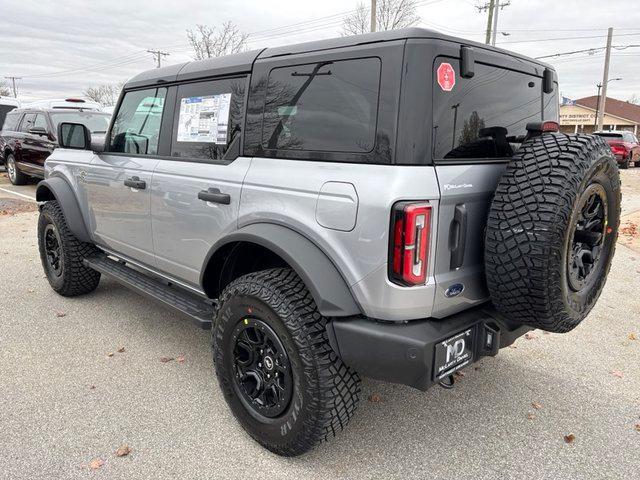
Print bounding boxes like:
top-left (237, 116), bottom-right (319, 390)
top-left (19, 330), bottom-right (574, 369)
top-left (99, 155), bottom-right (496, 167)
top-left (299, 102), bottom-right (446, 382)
top-left (342, 0), bottom-right (421, 36)
top-left (0, 80), bottom-right (11, 97)
top-left (187, 22), bottom-right (248, 60)
top-left (84, 83), bottom-right (124, 106)
top-left (627, 94), bottom-right (639, 105)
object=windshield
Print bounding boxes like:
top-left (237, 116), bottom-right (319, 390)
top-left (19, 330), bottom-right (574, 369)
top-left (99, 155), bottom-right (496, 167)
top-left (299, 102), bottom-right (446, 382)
top-left (50, 112), bottom-right (111, 134)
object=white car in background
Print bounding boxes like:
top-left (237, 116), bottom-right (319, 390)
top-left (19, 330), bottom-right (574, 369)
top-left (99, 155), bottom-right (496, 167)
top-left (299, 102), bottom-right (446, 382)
top-left (23, 98), bottom-right (101, 111)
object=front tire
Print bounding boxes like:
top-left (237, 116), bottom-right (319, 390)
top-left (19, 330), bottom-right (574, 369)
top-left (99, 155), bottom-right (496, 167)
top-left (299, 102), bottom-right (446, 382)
top-left (38, 201), bottom-right (101, 296)
top-left (212, 268), bottom-right (360, 456)
top-left (5, 153), bottom-right (28, 185)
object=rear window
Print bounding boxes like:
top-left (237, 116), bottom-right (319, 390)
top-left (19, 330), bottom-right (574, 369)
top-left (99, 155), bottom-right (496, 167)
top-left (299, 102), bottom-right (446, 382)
top-left (50, 112), bottom-right (111, 134)
top-left (261, 57), bottom-right (381, 154)
top-left (594, 132), bottom-right (623, 139)
top-left (433, 60), bottom-right (549, 160)
top-left (1, 110), bottom-right (20, 131)
top-left (0, 105), bottom-right (17, 130)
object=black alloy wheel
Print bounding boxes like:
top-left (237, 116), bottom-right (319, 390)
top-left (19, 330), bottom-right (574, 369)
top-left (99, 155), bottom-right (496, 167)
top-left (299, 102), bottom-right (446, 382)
top-left (231, 317), bottom-right (293, 419)
top-left (43, 223), bottom-right (63, 278)
top-left (567, 183), bottom-right (608, 292)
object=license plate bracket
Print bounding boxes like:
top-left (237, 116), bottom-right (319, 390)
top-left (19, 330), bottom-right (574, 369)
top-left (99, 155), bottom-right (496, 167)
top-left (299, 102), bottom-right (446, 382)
top-left (434, 328), bottom-right (474, 380)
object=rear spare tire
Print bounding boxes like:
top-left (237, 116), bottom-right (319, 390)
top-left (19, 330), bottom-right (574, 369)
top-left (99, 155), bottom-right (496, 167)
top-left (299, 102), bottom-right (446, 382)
top-left (485, 133), bottom-right (620, 333)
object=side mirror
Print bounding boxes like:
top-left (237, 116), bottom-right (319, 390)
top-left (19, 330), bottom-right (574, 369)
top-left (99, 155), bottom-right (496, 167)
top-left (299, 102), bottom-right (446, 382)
top-left (28, 126), bottom-right (48, 136)
top-left (58, 122), bottom-right (91, 150)
top-left (90, 133), bottom-right (106, 153)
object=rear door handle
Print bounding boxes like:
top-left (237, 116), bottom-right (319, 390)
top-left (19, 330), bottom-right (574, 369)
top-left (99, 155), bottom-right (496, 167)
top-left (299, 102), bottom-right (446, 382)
top-left (449, 204), bottom-right (467, 270)
top-left (198, 187), bottom-right (230, 205)
top-left (124, 176), bottom-right (146, 190)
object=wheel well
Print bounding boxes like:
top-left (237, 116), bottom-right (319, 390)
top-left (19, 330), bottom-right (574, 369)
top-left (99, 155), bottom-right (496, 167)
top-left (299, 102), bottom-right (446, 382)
top-left (202, 241), bottom-right (289, 300)
top-left (35, 184), bottom-right (56, 202)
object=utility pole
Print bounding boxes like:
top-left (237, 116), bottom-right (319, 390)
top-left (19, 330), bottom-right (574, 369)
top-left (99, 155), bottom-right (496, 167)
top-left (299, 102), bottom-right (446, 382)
top-left (491, 0), bottom-right (500, 46)
top-left (477, 0), bottom-right (509, 45)
top-left (477, 0), bottom-right (494, 45)
top-left (4, 76), bottom-right (20, 97)
top-left (370, 0), bottom-right (377, 33)
top-left (597, 27), bottom-right (614, 131)
top-left (147, 49), bottom-right (169, 69)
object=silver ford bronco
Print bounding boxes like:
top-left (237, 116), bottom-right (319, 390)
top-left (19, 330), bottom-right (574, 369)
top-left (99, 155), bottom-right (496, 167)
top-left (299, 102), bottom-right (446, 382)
top-left (35, 28), bottom-right (621, 456)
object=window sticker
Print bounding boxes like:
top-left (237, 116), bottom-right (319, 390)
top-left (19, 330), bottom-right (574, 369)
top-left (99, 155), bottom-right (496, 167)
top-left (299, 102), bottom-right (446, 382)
top-left (176, 93), bottom-right (231, 144)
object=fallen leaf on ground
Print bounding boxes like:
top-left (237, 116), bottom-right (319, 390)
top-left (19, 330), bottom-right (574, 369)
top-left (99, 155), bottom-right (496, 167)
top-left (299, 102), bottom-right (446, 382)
top-left (527, 413), bottom-right (535, 420)
top-left (106, 352), bottom-right (114, 358)
top-left (176, 355), bottom-right (185, 364)
top-left (610, 370), bottom-right (623, 378)
top-left (114, 444), bottom-right (132, 457)
top-left (564, 434), bottom-right (575, 444)
top-left (635, 423), bottom-right (640, 432)
top-left (117, 347), bottom-right (125, 353)
top-left (629, 333), bottom-right (637, 341)
top-left (160, 357), bottom-right (174, 363)
top-left (89, 385), bottom-right (96, 390)
top-left (454, 371), bottom-right (466, 378)
top-left (88, 458), bottom-right (104, 470)
top-left (55, 311), bottom-right (66, 318)
top-left (368, 393), bottom-right (381, 403)
top-left (532, 402), bottom-right (543, 410)
top-left (524, 332), bottom-right (538, 340)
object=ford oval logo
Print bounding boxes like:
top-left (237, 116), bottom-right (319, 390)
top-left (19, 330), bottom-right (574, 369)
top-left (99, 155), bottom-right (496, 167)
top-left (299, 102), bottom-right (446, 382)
top-left (445, 283), bottom-right (465, 298)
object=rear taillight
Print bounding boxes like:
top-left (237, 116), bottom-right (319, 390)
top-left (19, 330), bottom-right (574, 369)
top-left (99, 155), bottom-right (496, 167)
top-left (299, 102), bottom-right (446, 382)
top-left (610, 143), bottom-right (628, 156)
top-left (389, 202), bottom-right (431, 286)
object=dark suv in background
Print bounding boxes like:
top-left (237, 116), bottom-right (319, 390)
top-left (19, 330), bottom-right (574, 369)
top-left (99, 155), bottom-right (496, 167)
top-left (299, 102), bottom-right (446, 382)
top-left (1, 106), bottom-right (110, 184)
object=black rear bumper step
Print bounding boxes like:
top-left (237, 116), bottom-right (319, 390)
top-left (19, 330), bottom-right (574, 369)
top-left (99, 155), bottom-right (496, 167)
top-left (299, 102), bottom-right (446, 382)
top-left (83, 254), bottom-right (214, 329)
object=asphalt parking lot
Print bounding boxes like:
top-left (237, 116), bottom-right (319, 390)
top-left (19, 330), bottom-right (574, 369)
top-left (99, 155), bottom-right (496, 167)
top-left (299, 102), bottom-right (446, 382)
top-left (0, 168), bottom-right (639, 479)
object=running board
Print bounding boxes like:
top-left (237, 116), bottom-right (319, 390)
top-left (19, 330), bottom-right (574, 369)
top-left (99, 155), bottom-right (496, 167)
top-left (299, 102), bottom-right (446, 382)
top-left (83, 254), bottom-right (214, 329)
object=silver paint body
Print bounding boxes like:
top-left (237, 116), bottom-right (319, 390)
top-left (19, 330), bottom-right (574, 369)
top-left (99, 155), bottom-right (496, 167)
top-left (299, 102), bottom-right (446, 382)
top-left (45, 150), bottom-right (504, 321)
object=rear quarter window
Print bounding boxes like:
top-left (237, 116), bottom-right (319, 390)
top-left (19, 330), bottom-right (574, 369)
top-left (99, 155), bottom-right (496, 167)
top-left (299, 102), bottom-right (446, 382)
top-left (1, 110), bottom-right (20, 132)
top-left (432, 60), bottom-right (548, 160)
top-left (261, 57), bottom-right (381, 156)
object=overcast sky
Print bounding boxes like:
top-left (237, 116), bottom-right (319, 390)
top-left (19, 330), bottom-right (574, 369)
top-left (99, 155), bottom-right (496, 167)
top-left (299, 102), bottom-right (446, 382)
top-left (1, 0), bottom-right (639, 102)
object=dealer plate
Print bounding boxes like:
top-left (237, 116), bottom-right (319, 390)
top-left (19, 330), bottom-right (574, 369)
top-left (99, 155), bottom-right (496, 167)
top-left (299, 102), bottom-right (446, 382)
top-left (434, 328), bottom-right (474, 380)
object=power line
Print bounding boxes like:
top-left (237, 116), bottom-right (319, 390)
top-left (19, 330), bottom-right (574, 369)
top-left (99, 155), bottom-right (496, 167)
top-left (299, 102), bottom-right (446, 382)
top-left (536, 44), bottom-right (640, 59)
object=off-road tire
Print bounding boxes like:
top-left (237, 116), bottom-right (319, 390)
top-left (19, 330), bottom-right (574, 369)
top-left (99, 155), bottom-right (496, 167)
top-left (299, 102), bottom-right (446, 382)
top-left (212, 268), bottom-right (360, 456)
top-left (38, 201), bottom-right (101, 296)
top-left (485, 133), bottom-right (620, 333)
top-left (6, 153), bottom-right (28, 185)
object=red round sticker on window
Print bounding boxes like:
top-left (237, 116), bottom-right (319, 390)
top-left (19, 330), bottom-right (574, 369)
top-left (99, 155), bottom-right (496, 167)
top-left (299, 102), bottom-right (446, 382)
top-left (437, 62), bottom-right (456, 92)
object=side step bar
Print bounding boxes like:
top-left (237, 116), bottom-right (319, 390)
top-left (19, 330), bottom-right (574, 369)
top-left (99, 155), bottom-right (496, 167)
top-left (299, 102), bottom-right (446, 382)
top-left (83, 254), bottom-right (214, 329)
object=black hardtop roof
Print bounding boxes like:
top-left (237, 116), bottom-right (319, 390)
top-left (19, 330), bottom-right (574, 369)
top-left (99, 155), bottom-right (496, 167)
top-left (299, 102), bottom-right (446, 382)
top-left (124, 27), bottom-right (553, 89)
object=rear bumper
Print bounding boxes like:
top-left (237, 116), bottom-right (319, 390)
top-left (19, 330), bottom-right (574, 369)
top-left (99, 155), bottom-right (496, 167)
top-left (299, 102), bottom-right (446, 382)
top-left (327, 305), bottom-right (530, 391)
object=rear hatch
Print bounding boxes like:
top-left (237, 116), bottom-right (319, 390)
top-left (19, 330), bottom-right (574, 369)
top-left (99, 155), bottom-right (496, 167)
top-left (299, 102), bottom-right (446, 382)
top-left (426, 45), bottom-right (558, 318)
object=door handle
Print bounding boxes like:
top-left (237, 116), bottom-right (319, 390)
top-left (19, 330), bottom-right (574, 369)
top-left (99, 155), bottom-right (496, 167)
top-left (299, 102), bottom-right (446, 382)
top-left (124, 176), bottom-right (146, 190)
top-left (449, 204), bottom-right (467, 270)
top-left (198, 187), bottom-right (231, 205)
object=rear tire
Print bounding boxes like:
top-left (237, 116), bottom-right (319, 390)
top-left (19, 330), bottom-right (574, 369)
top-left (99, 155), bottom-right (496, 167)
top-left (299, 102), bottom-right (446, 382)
top-left (38, 201), bottom-right (101, 296)
top-left (485, 133), bottom-right (621, 333)
top-left (5, 154), bottom-right (28, 185)
top-left (212, 268), bottom-right (360, 456)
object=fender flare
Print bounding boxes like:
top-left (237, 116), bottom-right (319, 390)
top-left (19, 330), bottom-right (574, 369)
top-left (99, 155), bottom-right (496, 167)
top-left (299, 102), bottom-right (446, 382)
top-left (36, 177), bottom-right (92, 243)
top-left (203, 223), bottom-right (361, 317)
